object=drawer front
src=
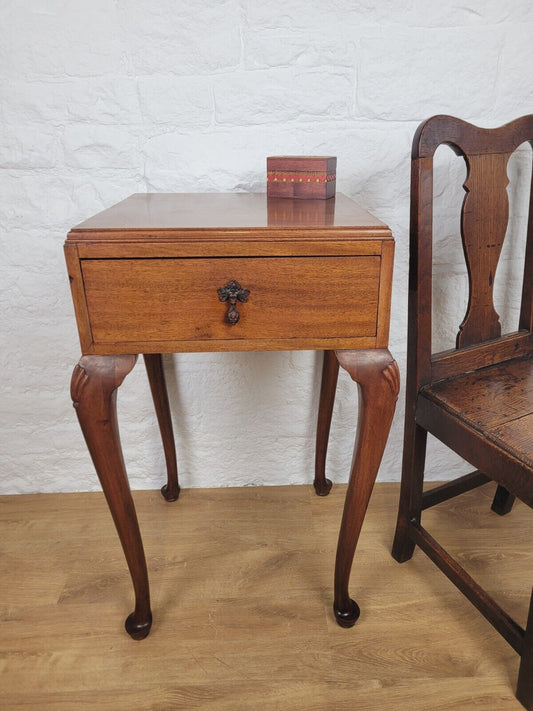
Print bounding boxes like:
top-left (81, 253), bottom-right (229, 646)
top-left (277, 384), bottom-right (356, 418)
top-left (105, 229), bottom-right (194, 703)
top-left (81, 256), bottom-right (381, 346)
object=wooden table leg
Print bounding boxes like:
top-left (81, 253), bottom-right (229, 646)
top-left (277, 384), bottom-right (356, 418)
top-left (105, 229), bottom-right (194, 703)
top-left (314, 350), bottom-right (339, 496)
top-left (143, 354), bottom-right (180, 502)
top-left (71, 354), bottom-right (152, 640)
top-left (333, 349), bottom-right (399, 627)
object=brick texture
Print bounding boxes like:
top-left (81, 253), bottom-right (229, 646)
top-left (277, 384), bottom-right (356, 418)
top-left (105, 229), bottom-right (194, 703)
top-left (1, 1), bottom-right (532, 493)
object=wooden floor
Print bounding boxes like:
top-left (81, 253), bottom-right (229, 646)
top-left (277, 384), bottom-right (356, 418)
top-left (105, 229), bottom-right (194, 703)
top-left (0, 481), bottom-right (530, 710)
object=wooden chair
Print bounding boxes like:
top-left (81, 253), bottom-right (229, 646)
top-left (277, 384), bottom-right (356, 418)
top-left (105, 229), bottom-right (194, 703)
top-left (392, 115), bottom-right (533, 709)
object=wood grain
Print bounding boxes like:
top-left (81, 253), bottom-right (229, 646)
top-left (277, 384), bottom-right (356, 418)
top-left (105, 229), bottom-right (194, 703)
top-left (63, 192), bottom-right (398, 649)
top-left (70, 354), bottom-right (152, 639)
top-left (0, 483), bottom-right (529, 710)
top-left (67, 192), bottom-right (389, 235)
top-left (81, 256), bottom-right (381, 347)
top-left (65, 193), bottom-right (393, 355)
top-left (424, 357), bottom-right (533, 430)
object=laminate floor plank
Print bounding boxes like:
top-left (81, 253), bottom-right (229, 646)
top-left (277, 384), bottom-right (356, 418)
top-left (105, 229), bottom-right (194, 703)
top-left (0, 482), bottom-right (528, 709)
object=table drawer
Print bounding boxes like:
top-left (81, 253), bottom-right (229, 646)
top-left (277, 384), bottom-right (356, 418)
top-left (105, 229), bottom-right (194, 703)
top-left (80, 256), bottom-right (381, 347)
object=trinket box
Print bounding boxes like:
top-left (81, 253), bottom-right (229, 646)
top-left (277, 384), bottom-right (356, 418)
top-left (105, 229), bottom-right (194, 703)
top-left (267, 156), bottom-right (337, 199)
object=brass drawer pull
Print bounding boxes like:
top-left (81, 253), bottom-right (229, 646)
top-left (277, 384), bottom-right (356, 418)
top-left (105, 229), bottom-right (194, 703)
top-left (217, 279), bottom-right (250, 325)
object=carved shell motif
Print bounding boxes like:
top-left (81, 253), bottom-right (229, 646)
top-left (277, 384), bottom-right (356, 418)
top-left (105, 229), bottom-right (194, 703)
top-left (70, 363), bottom-right (89, 408)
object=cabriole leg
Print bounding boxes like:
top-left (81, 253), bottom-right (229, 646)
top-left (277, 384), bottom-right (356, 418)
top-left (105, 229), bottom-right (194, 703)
top-left (71, 354), bottom-right (152, 640)
top-left (333, 349), bottom-right (399, 627)
top-left (143, 354), bottom-right (180, 502)
top-left (314, 350), bottom-right (339, 496)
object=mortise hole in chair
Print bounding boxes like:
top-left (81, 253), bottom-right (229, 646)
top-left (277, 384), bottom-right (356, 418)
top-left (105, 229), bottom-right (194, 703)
top-left (392, 114), bottom-right (533, 709)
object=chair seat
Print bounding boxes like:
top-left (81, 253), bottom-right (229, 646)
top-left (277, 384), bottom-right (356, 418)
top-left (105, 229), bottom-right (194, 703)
top-left (418, 356), bottom-right (533, 504)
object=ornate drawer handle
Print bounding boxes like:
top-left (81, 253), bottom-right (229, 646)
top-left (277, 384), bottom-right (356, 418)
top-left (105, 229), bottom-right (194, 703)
top-left (217, 279), bottom-right (250, 325)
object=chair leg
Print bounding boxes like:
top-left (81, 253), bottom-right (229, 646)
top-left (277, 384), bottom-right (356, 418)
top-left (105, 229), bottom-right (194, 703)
top-left (314, 350), bottom-right (339, 496)
top-left (491, 484), bottom-right (516, 516)
top-left (516, 588), bottom-right (533, 710)
top-left (143, 354), bottom-right (180, 502)
top-left (392, 419), bottom-right (428, 564)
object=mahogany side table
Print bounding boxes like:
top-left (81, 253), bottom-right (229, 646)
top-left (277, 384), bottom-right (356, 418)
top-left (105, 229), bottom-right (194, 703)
top-left (64, 192), bottom-right (399, 639)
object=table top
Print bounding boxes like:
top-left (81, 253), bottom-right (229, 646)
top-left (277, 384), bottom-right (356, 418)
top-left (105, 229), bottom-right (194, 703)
top-left (67, 193), bottom-right (391, 243)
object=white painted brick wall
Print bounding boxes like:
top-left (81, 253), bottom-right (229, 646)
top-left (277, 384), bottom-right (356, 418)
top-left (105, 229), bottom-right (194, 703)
top-left (1, 1), bottom-right (532, 494)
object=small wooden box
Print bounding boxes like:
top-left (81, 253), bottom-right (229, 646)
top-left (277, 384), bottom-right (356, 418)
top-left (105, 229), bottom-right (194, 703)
top-left (267, 156), bottom-right (337, 199)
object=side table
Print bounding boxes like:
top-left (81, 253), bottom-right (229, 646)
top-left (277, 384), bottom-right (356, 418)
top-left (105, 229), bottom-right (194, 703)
top-left (65, 192), bottom-right (399, 639)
